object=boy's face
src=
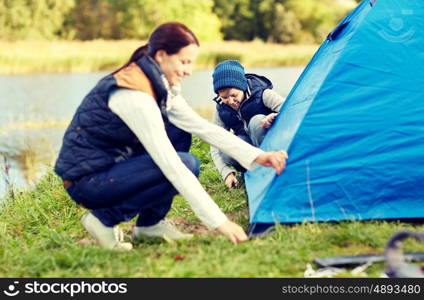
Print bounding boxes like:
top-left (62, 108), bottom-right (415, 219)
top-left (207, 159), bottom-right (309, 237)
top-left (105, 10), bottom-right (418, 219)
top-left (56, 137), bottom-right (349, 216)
top-left (218, 88), bottom-right (245, 110)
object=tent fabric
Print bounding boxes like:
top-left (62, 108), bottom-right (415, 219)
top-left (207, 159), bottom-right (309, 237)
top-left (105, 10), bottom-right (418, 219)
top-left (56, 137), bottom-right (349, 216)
top-left (245, 0), bottom-right (424, 234)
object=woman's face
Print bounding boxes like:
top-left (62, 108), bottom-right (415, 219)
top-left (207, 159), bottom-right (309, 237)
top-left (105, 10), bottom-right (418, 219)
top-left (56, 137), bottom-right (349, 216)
top-left (155, 44), bottom-right (199, 86)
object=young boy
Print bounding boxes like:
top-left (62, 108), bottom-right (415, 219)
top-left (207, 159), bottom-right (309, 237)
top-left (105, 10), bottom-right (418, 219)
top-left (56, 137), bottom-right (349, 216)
top-left (210, 60), bottom-right (286, 189)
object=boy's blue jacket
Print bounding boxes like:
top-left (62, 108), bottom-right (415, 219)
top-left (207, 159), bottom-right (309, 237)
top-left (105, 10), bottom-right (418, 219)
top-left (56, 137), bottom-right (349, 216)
top-left (215, 74), bottom-right (274, 137)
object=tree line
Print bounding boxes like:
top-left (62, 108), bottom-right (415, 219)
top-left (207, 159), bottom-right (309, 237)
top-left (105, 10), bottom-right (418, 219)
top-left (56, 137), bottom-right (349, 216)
top-left (0, 0), bottom-right (361, 43)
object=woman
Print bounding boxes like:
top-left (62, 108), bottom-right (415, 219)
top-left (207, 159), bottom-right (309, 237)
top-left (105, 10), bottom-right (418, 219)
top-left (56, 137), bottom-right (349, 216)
top-left (55, 22), bottom-right (288, 250)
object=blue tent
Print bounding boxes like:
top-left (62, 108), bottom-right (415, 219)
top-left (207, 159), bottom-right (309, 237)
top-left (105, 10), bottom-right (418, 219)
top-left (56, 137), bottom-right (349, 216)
top-left (245, 0), bottom-right (424, 235)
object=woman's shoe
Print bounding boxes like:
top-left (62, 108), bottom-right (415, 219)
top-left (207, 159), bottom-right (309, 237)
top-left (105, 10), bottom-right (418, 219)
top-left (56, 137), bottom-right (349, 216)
top-left (133, 219), bottom-right (193, 241)
top-left (81, 213), bottom-right (133, 250)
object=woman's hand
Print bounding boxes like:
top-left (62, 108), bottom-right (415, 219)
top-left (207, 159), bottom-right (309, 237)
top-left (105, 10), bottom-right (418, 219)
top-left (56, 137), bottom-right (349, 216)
top-left (261, 113), bottom-right (278, 129)
top-left (254, 150), bottom-right (288, 175)
top-left (216, 220), bottom-right (249, 244)
top-left (224, 172), bottom-right (238, 189)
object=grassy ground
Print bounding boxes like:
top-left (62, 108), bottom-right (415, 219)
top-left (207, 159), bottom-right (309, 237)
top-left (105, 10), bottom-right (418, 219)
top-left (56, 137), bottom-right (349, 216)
top-left (0, 40), bottom-right (318, 74)
top-left (0, 137), bottom-right (423, 277)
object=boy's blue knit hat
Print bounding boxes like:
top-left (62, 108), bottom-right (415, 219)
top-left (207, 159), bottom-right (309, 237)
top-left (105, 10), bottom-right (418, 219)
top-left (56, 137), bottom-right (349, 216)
top-left (212, 60), bottom-right (247, 93)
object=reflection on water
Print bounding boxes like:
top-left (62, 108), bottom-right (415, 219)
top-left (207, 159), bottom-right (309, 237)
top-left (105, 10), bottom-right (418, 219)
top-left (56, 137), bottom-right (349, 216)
top-left (0, 67), bottom-right (304, 198)
top-left (1, 127), bottom-right (63, 180)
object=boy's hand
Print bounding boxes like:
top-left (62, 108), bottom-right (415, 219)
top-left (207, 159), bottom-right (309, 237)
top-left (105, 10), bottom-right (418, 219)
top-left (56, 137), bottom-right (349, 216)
top-left (254, 150), bottom-right (288, 175)
top-left (224, 172), bottom-right (238, 189)
top-left (261, 113), bottom-right (278, 129)
top-left (216, 220), bottom-right (248, 244)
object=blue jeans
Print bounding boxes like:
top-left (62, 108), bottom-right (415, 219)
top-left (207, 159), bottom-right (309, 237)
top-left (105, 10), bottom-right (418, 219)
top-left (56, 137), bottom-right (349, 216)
top-left (221, 114), bottom-right (268, 173)
top-left (65, 123), bottom-right (198, 227)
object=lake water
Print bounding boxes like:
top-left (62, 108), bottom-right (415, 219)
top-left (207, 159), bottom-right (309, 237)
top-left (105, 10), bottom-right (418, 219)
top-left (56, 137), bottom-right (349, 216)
top-left (0, 66), bottom-right (304, 198)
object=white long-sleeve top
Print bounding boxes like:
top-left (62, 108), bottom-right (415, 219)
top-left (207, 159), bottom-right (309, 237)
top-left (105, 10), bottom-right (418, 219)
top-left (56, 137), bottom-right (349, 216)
top-left (108, 88), bottom-right (264, 229)
top-left (210, 89), bottom-right (286, 180)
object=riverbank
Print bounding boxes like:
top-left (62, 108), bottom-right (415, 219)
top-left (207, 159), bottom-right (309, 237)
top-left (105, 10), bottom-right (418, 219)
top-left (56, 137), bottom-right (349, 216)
top-left (0, 40), bottom-right (318, 75)
top-left (1, 137), bottom-right (423, 277)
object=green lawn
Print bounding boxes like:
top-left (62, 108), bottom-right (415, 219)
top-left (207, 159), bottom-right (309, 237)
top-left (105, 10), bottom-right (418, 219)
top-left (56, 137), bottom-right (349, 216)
top-left (0, 137), bottom-right (423, 277)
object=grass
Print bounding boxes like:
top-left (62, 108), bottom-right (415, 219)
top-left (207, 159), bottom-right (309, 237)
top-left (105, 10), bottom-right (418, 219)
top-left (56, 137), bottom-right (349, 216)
top-left (0, 40), bottom-right (318, 75)
top-left (0, 124), bottom-right (61, 186)
top-left (0, 137), bottom-right (423, 277)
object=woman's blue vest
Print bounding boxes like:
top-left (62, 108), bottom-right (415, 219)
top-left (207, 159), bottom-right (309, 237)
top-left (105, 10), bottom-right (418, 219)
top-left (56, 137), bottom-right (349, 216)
top-left (55, 56), bottom-right (170, 181)
top-left (215, 74), bottom-right (274, 137)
